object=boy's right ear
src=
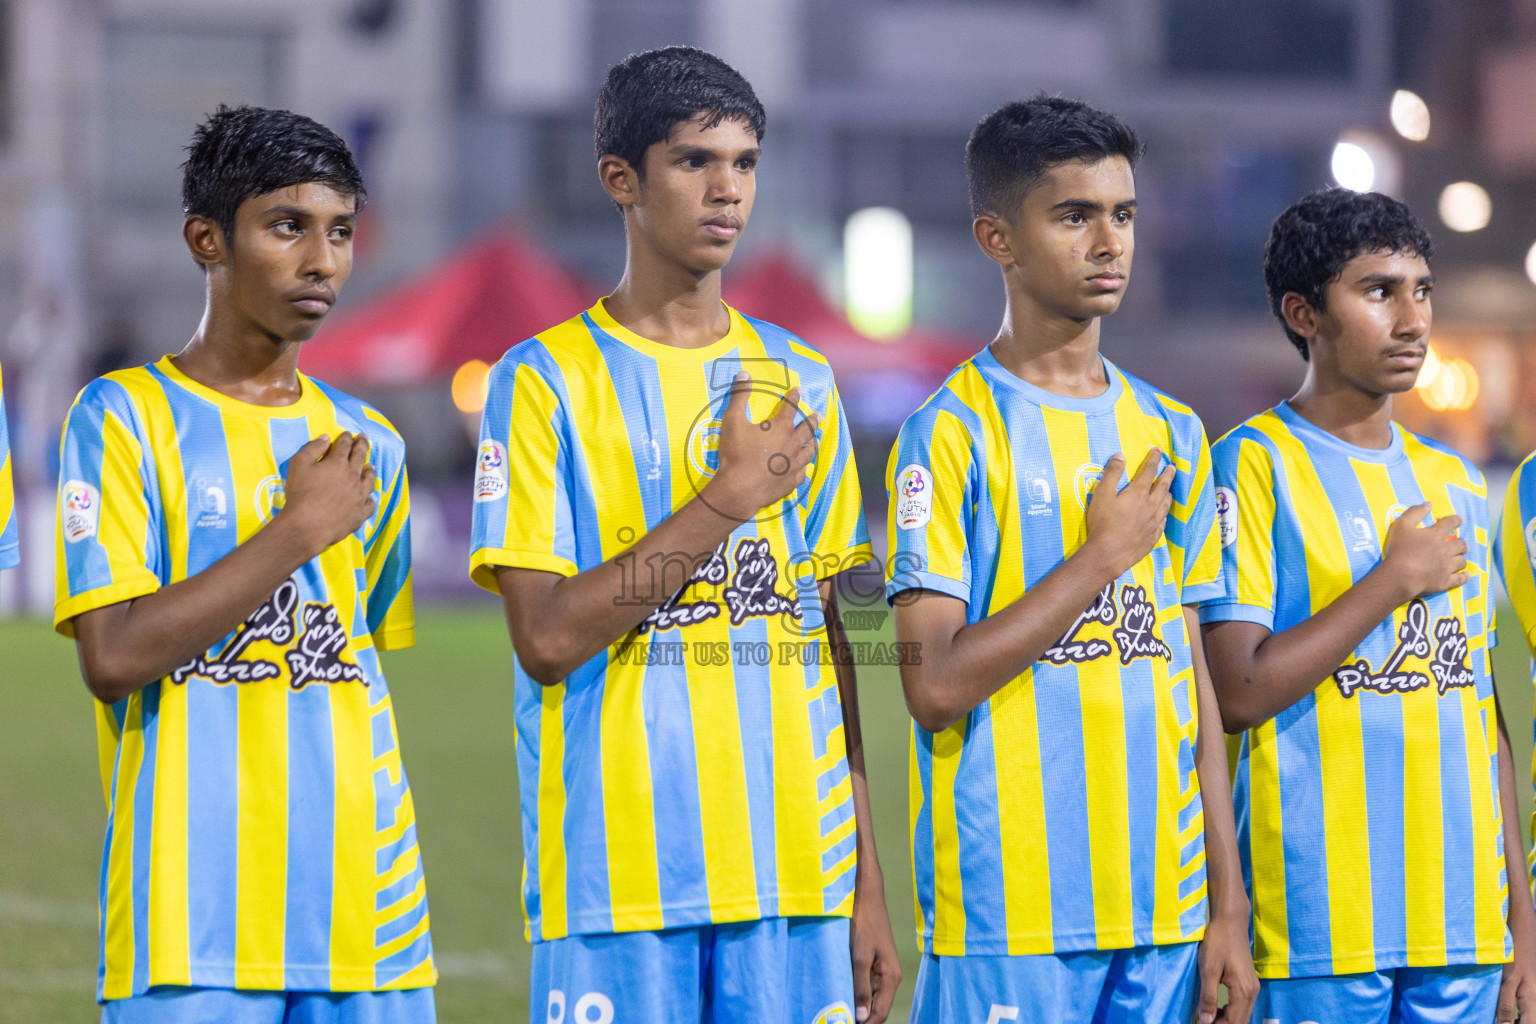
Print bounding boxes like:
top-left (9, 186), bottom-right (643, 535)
top-left (972, 213), bottom-right (1016, 268)
top-left (1279, 291), bottom-right (1320, 347)
top-left (598, 154), bottom-right (639, 209)
top-left (183, 214), bottom-right (226, 269)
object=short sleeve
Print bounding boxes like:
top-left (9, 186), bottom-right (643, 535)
top-left (1496, 455), bottom-right (1536, 653)
top-left (1198, 434), bottom-right (1278, 631)
top-left (800, 381), bottom-right (872, 577)
top-left (364, 427), bottom-right (414, 651)
top-left (54, 382), bottom-right (162, 636)
top-left (884, 404), bottom-right (975, 606)
top-left (1171, 418), bottom-right (1223, 604)
top-left (469, 355), bottom-right (577, 593)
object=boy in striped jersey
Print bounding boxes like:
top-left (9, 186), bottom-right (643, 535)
top-left (469, 47), bottom-right (900, 1024)
top-left (1201, 188), bottom-right (1536, 1022)
top-left (887, 97), bottom-right (1258, 1024)
top-left (56, 107), bottom-right (435, 1022)
top-left (1, 362), bottom-right (17, 570)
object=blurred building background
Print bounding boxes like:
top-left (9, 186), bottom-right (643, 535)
top-left (2, 0), bottom-right (1536, 611)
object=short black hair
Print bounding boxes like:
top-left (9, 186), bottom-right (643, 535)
top-left (1263, 187), bottom-right (1434, 360)
top-left (182, 104), bottom-right (366, 244)
top-left (594, 46), bottom-right (765, 177)
top-left (965, 95), bottom-right (1144, 220)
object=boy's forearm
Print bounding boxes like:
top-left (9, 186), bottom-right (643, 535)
top-left (897, 541), bottom-right (1121, 731)
top-left (72, 513), bottom-right (321, 702)
top-left (1208, 564), bottom-right (1412, 732)
top-left (498, 484), bottom-right (755, 682)
top-left (1187, 606), bottom-right (1251, 917)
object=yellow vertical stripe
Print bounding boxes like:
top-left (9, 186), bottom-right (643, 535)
top-left (548, 327), bottom-right (663, 930)
top-left (1360, 460), bottom-right (1447, 962)
top-left (136, 390), bottom-right (190, 585)
top-left (662, 362), bottom-right (758, 916)
top-left (989, 394), bottom-right (1054, 952)
top-left (225, 412), bottom-right (289, 985)
top-left (908, 727), bottom-right (927, 950)
top-left (537, 684), bottom-right (568, 938)
top-left (101, 694), bottom-right (143, 1000)
top-left (928, 724), bottom-right (967, 953)
top-left (1251, 417), bottom-right (1378, 972)
top-left (1247, 718), bottom-right (1290, 970)
top-left (149, 681), bottom-right (190, 984)
top-left (330, 683), bottom-right (375, 983)
top-left (1468, 692), bottom-right (1508, 960)
top-left (1234, 439), bottom-right (1277, 612)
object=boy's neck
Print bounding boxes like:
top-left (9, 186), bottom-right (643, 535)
top-left (1286, 366), bottom-right (1396, 450)
top-left (172, 299), bottom-right (305, 407)
top-left (604, 233), bottom-right (733, 350)
top-left (988, 285), bottom-right (1108, 398)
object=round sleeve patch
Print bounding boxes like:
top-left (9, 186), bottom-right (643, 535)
top-left (1216, 485), bottom-right (1238, 549)
top-left (894, 463), bottom-right (933, 531)
top-left (473, 440), bottom-right (509, 503)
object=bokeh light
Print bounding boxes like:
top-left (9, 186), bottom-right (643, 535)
top-left (1437, 182), bottom-right (1491, 232)
top-left (1416, 345), bottom-right (1480, 412)
top-left (1389, 89), bottom-right (1431, 141)
top-left (1331, 141), bottom-right (1376, 192)
top-left (844, 207), bottom-right (914, 340)
top-left (451, 359), bottom-right (491, 414)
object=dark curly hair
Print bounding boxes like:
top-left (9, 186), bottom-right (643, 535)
top-left (182, 105), bottom-right (364, 264)
top-left (1263, 188), bottom-right (1434, 360)
top-left (594, 46), bottom-right (765, 179)
top-left (965, 95), bottom-right (1144, 221)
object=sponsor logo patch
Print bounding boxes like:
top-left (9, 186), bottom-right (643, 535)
top-left (1215, 486), bottom-right (1238, 548)
top-left (473, 439), bottom-right (509, 503)
top-left (894, 463), bottom-right (932, 530)
top-left (62, 480), bottom-right (100, 542)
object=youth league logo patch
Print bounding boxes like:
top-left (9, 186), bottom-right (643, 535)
top-left (894, 463), bottom-right (933, 531)
top-left (1526, 517), bottom-right (1536, 569)
top-left (1215, 486), bottom-right (1238, 548)
top-left (62, 480), bottom-right (100, 543)
top-left (474, 439), bottom-right (509, 503)
top-left (254, 475), bottom-right (286, 524)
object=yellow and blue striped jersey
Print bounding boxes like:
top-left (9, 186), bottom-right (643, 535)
top-left (54, 356), bottom-right (434, 1000)
top-left (1495, 448), bottom-right (1536, 895)
top-left (884, 349), bottom-right (1223, 957)
top-left (0, 363), bottom-right (17, 569)
top-left (1202, 403), bottom-right (1507, 979)
top-left (469, 300), bottom-right (873, 943)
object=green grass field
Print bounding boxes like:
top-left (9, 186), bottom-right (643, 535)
top-left (1, 606), bottom-right (1532, 1023)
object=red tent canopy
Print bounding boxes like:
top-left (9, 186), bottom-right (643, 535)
top-left (300, 232), bottom-right (588, 385)
top-left (722, 250), bottom-right (978, 378)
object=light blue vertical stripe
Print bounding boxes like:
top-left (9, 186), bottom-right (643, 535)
top-left (911, 725), bottom-right (937, 945)
top-left (283, 682), bottom-right (336, 986)
top-left (129, 683), bottom-right (161, 994)
top-left (640, 650), bottom-right (710, 924)
top-left (183, 678), bottom-right (239, 987)
top-left (156, 371), bottom-right (243, 989)
top-left (1311, 446), bottom-right (1406, 960)
top-left (1265, 435), bottom-right (1328, 972)
top-left (1273, 694), bottom-right (1332, 971)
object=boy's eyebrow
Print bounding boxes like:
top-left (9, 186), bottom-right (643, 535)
top-left (257, 204), bottom-right (357, 224)
top-left (665, 143), bottom-right (761, 161)
top-left (1049, 198), bottom-right (1137, 213)
top-left (1352, 271), bottom-right (1432, 287)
